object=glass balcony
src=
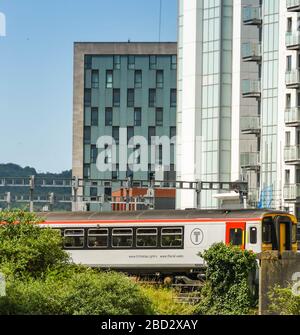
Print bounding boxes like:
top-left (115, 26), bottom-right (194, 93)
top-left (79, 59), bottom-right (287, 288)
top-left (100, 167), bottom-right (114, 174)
top-left (242, 42), bottom-right (262, 62)
top-left (240, 152), bottom-right (260, 170)
top-left (242, 80), bottom-right (261, 98)
top-left (243, 7), bottom-right (262, 25)
top-left (240, 116), bottom-right (261, 134)
top-left (287, 0), bottom-right (300, 12)
top-left (284, 184), bottom-right (300, 201)
top-left (284, 146), bottom-right (300, 164)
top-left (285, 107), bottom-right (300, 126)
top-left (286, 31), bottom-right (300, 50)
top-left (286, 70), bottom-right (300, 88)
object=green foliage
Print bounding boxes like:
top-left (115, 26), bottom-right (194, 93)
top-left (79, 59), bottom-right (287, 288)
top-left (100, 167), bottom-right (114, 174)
top-left (0, 210), bottom-right (69, 279)
top-left (140, 285), bottom-right (197, 315)
top-left (196, 243), bottom-right (258, 315)
top-left (0, 269), bottom-right (153, 315)
top-left (268, 286), bottom-right (300, 315)
top-left (0, 210), bottom-right (153, 315)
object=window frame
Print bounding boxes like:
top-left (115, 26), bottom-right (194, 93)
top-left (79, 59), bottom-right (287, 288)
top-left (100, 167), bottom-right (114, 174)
top-left (249, 227), bottom-right (258, 245)
top-left (106, 70), bottom-right (113, 89)
top-left (64, 229), bottom-right (85, 249)
top-left (112, 228), bottom-right (133, 248)
top-left (87, 229), bottom-right (109, 249)
top-left (161, 227), bottom-right (183, 248)
top-left (136, 228), bottom-right (158, 248)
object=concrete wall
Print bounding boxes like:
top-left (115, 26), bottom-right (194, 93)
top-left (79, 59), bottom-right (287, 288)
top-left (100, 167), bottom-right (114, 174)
top-left (259, 251), bottom-right (300, 315)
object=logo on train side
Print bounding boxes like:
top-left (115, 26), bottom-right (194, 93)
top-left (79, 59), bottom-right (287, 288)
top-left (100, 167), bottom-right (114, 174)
top-left (190, 229), bottom-right (204, 246)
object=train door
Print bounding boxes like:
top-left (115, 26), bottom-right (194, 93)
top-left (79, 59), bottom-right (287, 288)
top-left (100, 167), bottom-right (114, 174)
top-left (274, 216), bottom-right (292, 253)
top-left (226, 222), bottom-right (246, 249)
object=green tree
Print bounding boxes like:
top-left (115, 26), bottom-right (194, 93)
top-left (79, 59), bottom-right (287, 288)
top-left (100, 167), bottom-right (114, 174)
top-left (196, 243), bottom-right (258, 315)
top-left (0, 210), bottom-right (69, 278)
top-left (0, 211), bottom-right (153, 315)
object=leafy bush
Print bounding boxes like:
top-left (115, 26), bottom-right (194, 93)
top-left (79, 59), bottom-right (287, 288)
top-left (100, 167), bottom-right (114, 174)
top-left (196, 243), bottom-right (258, 315)
top-left (140, 285), bottom-right (197, 315)
top-left (0, 210), bottom-right (69, 278)
top-left (0, 268), bottom-right (153, 315)
top-left (268, 286), bottom-right (300, 315)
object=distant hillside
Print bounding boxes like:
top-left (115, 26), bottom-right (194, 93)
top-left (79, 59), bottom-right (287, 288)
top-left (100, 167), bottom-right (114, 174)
top-left (0, 164), bottom-right (72, 211)
top-left (0, 163), bottom-right (72, 178)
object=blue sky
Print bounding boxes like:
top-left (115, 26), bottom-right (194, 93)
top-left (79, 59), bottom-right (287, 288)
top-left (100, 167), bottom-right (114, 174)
top-left (0, 0), bottom-right (177, 173)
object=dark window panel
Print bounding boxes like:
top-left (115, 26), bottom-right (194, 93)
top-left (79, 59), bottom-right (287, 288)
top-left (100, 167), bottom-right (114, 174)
top-left (113, 89), bottom-right (120, 107)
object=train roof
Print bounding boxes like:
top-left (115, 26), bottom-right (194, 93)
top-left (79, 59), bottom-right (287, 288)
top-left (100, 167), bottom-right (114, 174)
top-left (36, 209), bottom-right (290, 221)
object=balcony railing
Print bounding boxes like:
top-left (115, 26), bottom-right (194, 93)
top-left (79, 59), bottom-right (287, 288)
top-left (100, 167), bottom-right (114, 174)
top-left (284, 145), bottom-right (300, 164)
top-left (243, 7), bottom-right (262, 25)
top-left (242, 80), bottom-right (261, 98)
top-left (285, 107), bottom-right (300, 126)
top-left (240, 152), bottom-right (260, 170)
top-left (286, 31), bottom-right (300, 50)
top-left (240, 116), bottom-right (261, 134)
top-left (286, 70), bottom-right (300, 88)
top-left (242, 42), bottom-right (262, 62)
top-left (284, 184), bottom-right (300, 201)
top-left (287, 0), bottom-right (300, 12)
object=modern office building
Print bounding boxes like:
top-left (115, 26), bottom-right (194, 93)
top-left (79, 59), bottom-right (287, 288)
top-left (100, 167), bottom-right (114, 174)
top-left (73, 42), bottom-right (177, 211)
top-left (176, 0), bottom-right (300, 220)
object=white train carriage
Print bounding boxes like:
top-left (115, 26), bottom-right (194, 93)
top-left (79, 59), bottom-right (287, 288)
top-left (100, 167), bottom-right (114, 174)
top-left (38, 209), bottom-right (298, 278)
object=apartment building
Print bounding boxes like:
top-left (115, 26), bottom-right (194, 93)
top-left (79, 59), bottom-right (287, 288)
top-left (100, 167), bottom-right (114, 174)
top-left (176, 0), bottom-right (300, 220)
top-left (73, 42), bottom-right (177, 211)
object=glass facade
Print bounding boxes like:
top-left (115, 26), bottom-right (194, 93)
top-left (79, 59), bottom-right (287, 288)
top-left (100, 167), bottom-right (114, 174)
top-left (260, 0), bottom-right (279, 208)
top-left (201, 0), bottom-right (233, 208)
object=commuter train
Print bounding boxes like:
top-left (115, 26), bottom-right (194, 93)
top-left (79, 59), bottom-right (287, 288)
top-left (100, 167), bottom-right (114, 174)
top-left (37, 209), bottom-right (299, 278)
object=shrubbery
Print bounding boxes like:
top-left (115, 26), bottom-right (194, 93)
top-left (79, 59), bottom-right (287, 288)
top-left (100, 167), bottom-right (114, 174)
top-left (0, 210), bottom-right (69, 278)
top-left (140, 285), bottom-right (196, 315)
top-left (196, 243), bottom-right (258, 315)
top-left (268, 286), bottom-right (300, 315)
top-left (0, 210), bottom-right (153, 315)
top-left (0, 268), bottom-right (153, 315)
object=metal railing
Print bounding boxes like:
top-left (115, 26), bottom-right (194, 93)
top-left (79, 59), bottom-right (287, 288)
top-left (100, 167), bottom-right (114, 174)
top-left (284, 184), bottom-right (300, 201)
top-left (243, 6), bottom-right (262, 25)
top-left (284, 145), bottom-right (300, 163)
top-left (240, 116), bottom-right (261, 134)
top-left (242, 42), bottom-right (261, 61)
top-left (286, 69), bottom-right (300, 87)
top-left (285, 107), bottom-right (300, 125)
top-left (286, 31), bottom-right (300, 48)
top-left (287, 0), bottom-right (300, 11)
top-left (240, 152), bottom-right (260, 169)
top-left (242, 80), bottom-right (261, 97)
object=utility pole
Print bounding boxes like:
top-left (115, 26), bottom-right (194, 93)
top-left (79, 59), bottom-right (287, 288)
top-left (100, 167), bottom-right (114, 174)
top-left (49, 192), bottom-right (55, 212)
top-left (125, 177), bottom-right (132, 211)
top-left (6, 192), bottom-right (11, 210)
top-left (196, 181), bottom-right (201, 209)
top-left (72, 177), bottom-right (79, 211)
top-left (29, 175), bottom-right (35, 212)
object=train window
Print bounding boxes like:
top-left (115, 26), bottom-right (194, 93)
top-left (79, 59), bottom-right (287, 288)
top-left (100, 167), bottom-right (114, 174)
top-left (64, 229), bottom-right (84, 249)
top-left (262, 219), bottom-right (272, 243)
top-left (292, 225), bottom-right (297, 244)
top-left (250, 227), bottom-right (257, 244)
top-left (88, 229), bottom-right (108, 248)
top-left (136, 228), bottom-right (158, 248)
top-left (229, 228), bottom-right (243, 246)
top-left (112, 228), bottom-right (133, 248)
top-left (161, 228), bottom-right (183, 248)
